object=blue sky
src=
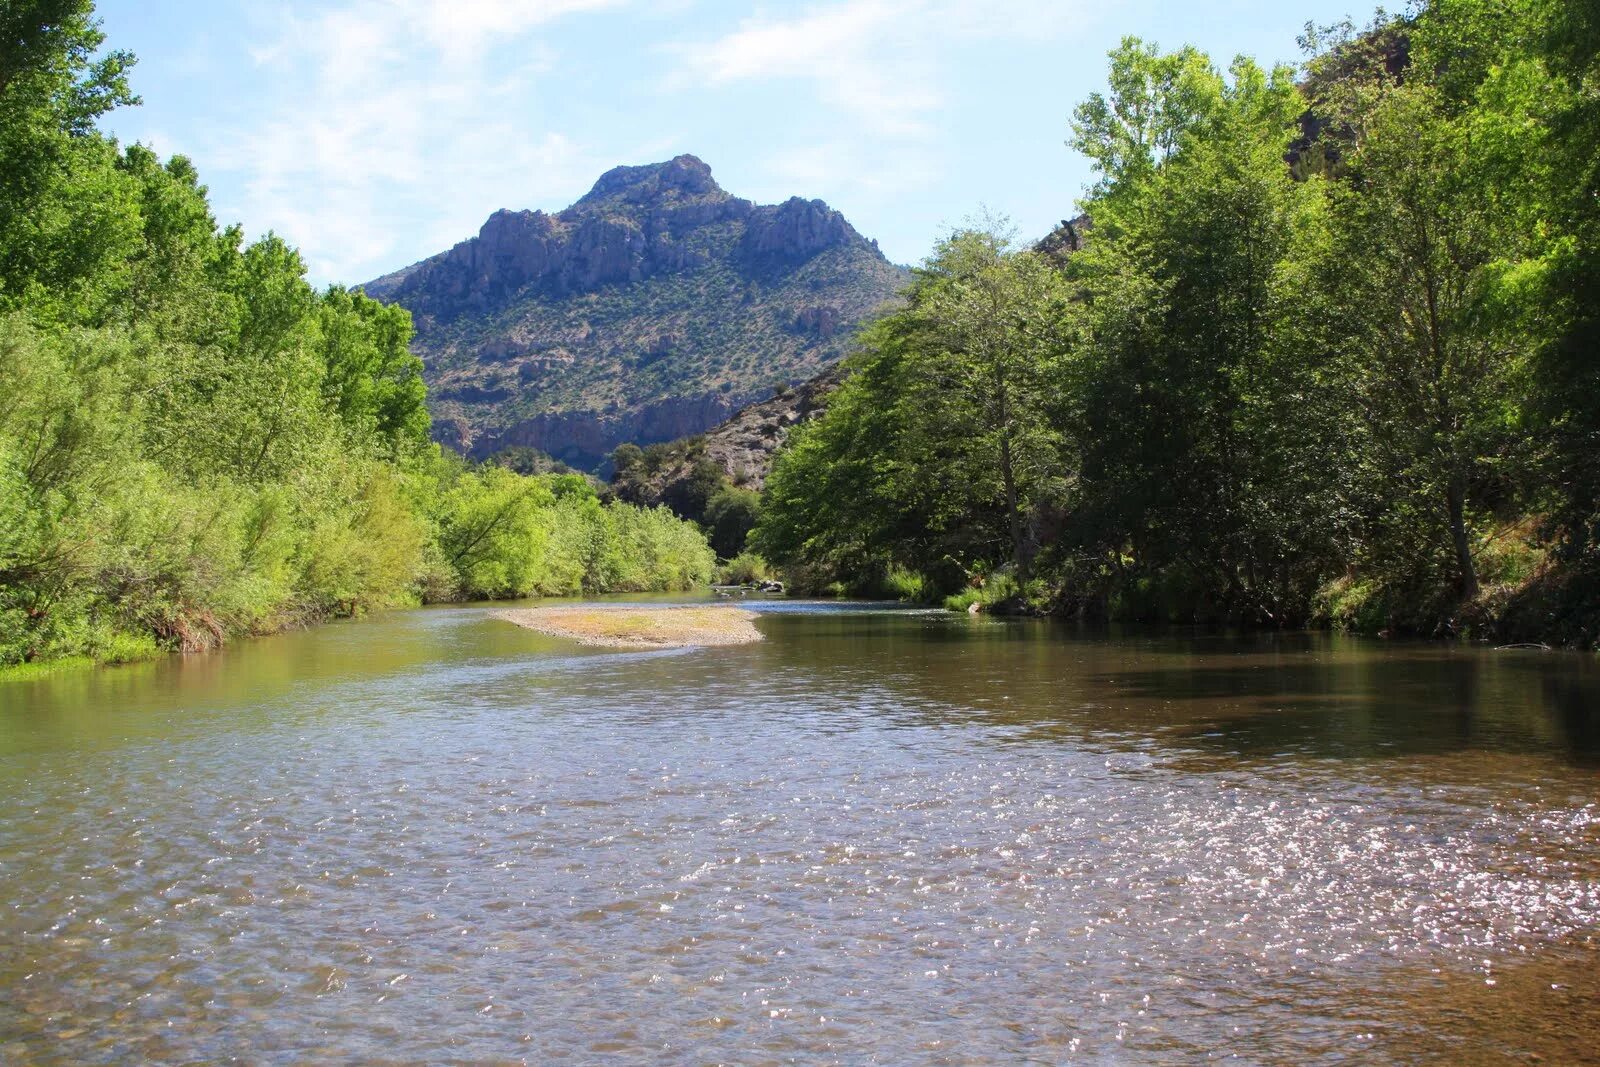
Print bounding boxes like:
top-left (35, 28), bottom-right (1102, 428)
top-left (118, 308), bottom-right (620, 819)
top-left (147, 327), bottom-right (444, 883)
top-left (96, 1), bottom-right (1370, 286)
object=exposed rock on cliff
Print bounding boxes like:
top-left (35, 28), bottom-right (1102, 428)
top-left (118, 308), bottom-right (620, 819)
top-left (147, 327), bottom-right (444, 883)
top-left (363, 155), bottom-right (907, 465)
top-left (739, 197), bottom-right (859, 267)
top-left (1034, 214), bottom-right (1093, 265)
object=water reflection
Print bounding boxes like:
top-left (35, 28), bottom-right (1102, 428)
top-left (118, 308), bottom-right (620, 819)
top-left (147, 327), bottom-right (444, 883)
top-left (765, 613), bottom-right (1600, 765)
top-left (0, 602), bottom-right (1597, 1063)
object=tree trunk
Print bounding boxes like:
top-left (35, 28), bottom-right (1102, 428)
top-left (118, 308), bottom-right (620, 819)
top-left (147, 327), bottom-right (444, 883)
top-left (994, 370), bottom-right (1029, 587)
top-left (1446, 472), bottom-right (1478, 601)
top-left (999, 426), bottom-right (1028, 587)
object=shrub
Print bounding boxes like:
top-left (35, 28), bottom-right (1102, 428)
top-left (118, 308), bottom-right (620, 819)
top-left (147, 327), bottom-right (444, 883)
top-left (883, 565), bottom-right (928, 603)
top-left (718, 552), bottom-right (770, 585)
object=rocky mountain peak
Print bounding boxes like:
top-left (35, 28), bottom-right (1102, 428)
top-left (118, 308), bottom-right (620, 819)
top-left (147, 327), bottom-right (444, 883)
top-left (365, 156), bottom-right (878, 317)
top-left (360, 155), bottom-right (907, 465)
top-left (578, 153), bottom-right (724, 208)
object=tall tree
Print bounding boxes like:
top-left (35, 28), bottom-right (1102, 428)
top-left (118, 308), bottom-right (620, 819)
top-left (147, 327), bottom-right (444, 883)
top-left (0, 0), bottom-right (137, 317)
top-left (916, 229), bottom-right (1074, 584)
top-left (1069, 36), bottom-right (1225, 194)
top-left (1069, 50), bottom-right (1346, 621)
top-left (1533, 0), bottom-right (1600, 561)
top-left (1319, 10), bottom-right (1549, 606)
top-left (757, 227), bottom-right (1073, 593)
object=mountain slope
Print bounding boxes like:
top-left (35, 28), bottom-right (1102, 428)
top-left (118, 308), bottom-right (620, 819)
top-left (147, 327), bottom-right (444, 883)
top-left (363, 155), bottom-right (907, 465)
top-left (612, 361), bottom-right (848, 502)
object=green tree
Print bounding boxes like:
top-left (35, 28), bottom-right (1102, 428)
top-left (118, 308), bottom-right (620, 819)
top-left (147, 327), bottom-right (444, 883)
top-left (0, 317), bottom-right (137, 659)
top-left (703, 485), bottom-right (762, 558)
top-left (1531, 0), bottom-right (1600, 562)
top-left (1319, 34), bottom-right (1546, 604)
top-left (315, 285), bottom-right (429, 455)
top-left (758, 226), bottom-right (1073, 593)
top-left (0, 0), bottom-right (137, 318)
top-left (916, 228), bottom-right (1073, 584)
top-left (1069, 49), bottom-right (1348, 621)
top-left (435, 465), bottom-right (555, 599)
top-left (1070, 36), bottom-right (1225, 193)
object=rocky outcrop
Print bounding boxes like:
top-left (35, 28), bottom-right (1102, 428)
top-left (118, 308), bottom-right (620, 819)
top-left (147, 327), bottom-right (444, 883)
top-left (1034, 214), bottom-right (1092, 266)
top-left (362, 154), bottom-right (908, 467)
top-left (579, 153), bottom-right (723, 205)
top-left (376, 209), bottom-right (649, 317)
top-left (792, 305), bottom-right (842, 338)
top-left (373, 156), bottom-right (872, 321)
top-left (739, 197), bottom-right (858, 266)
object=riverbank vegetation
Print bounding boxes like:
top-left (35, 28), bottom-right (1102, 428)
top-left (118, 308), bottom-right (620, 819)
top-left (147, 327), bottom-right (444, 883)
top-left (755, 0), bottom-right (1600, 646)
top-left (0, 2), bottom-right (714, 670)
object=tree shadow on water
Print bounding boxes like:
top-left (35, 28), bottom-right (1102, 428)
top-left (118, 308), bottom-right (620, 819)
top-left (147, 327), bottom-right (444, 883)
top-left (1094, 652), bottom-right (1600, 764)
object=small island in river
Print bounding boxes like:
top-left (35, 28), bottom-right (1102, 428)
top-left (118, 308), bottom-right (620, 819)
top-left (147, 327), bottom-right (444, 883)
top-left (491, 605), bottom-right (763, 649)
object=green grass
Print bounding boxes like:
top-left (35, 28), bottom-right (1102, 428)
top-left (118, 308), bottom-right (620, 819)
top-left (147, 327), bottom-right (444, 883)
top-left (944, 574), bottom-right (1018, 613)
top-left (883, 564), bottom-right (928, 603)
top-left (1, 631), bottom-right (163, 683)
top-left (0, 656), bottom-right (97, 683)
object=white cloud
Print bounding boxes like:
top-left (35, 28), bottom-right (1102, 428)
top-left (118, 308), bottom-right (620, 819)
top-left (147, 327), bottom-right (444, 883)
top-left (669, 1), bottom-right (935, 137)
top-left (387, 0), bottom-right (618, 65)
top-left (208, 0), bottom-right (626, 284)
top-left (669, 0), bottom-right (1080, 139)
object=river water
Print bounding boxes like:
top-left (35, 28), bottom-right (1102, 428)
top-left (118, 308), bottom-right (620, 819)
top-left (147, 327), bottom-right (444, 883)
top-left (1, 600), bottom-right (1597, 1064)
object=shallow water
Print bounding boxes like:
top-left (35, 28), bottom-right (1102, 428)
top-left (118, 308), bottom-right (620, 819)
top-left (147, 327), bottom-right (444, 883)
top-left (2, 601), bottom-right (1598, 1064)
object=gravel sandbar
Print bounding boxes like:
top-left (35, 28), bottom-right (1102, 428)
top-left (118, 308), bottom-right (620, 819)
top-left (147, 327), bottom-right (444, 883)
top-left (491, 605), bottom-right (763, 649)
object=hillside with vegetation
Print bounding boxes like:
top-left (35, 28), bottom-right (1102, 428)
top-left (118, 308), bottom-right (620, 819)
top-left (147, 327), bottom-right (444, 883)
top-left (604, 364), bottom-right (845, 556)
top-left (753, 3), bottom-right (1600, 647)
top-left (0, 2), bottom-right (716, 672)
top-left (363, 156), bottom-right (908, 466)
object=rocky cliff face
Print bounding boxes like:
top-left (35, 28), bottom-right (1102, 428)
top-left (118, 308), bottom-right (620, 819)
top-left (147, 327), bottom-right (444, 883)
top-left (739, 197), bottom-right (860, 266)
top-left (364, 155), bottom-right (906, 464)
top-left (367, 157), bottom-right (751, 312)
top-left (683, 363), bottom-right (847, 490)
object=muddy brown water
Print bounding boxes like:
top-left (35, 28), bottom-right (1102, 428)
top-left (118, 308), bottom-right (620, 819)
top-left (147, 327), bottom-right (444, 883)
top-left (1, 600), bottom-right (1598, 1064)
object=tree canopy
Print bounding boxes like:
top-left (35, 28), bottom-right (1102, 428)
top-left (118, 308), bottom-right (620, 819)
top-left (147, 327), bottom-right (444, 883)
top-left (756, 2), bottom-right (1600, 644)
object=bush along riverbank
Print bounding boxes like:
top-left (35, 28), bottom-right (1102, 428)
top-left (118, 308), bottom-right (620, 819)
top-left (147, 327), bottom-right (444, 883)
top-left (0, 6), bottom-right (714, 674)
top-left (750, 5), bottom-right (1600, 650)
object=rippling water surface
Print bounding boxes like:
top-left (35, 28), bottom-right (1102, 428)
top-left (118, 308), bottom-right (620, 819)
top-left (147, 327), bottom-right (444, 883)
top-left (2, 601), bottom-right (1598, 1063)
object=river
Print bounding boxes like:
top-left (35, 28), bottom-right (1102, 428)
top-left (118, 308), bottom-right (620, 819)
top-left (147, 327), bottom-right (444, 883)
top-left (2, 600), bottom-right (1597, 1063)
